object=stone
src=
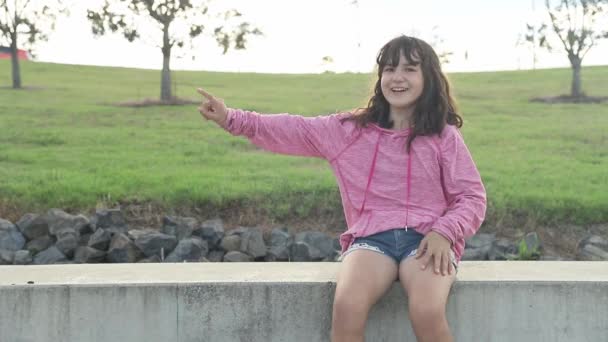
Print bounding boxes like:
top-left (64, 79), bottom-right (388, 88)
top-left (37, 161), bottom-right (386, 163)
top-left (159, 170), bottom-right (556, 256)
top-left (291, 242), bottom-right (320, 262)
top-left (93, 208), bottom-right (126, 228)
top-left (138, 255), bottom-right (161, 263)
top-left (466, 233), bottom-right (495, 247)
top-left (74, 246), bottom-right (107, 263)
top-left (578, 235), bottom-right (608, 249)
top-left (33, 246), bottom-right (67, 264)
top-left (225, 226), bottom-right (250, 236)
top-left (489, 238), bottom-right (518, 260)
top-left (461, 247), bottom-right (487, 261)
top-left (46, 209), bottom-right (89, 236)
top-left (265, 228), bottom-right (292, 261)
top-left (0, 249), bottom-right (15, 264)
top-left (127, 228), bottom-right (156, 241)
top-left (16, 213), bottom-right (49, 240)
top-left (107, 233), bottom-right (144, 263)
top-left (270, 228), bottom-right (291, 246)
top-left (240, 227), bottom-right (267, 258)
top-left (133, 231), bottom-right (177, 259)
top-left (194, 218), bottom-right (225, 249)
top-left (55, 230), bottom-right (79, 258)
top-left (265, 228), bottom-right (293, 261)
top-left (88, 228), bottom-right (112, 251)
top-left (523, 232), bottom-right (542, 253)
top-left (463, 233), bottom-right (496, 260)
top-left (105, 225), bottom-right (129, 236)
top-left (290, 231), bottom-right (335, 261)
top-left (295, 231), bottom-right (334, 259)
top-left (26, 236), bottom-right (54, 255)
top-left (161, 215), bottom-right (198, 241)
top-left (579, 245), bottom-right (608, 260)
top-left (332, 237), bottom-right (341, 251)
top-left (0, 218), bottom-right (26, 251)
top-left (13, 250), bottom-right (32, 265)
top-left (79, 233), bottom-right (93, 246)
top-left (220, 235), bottom-right (241, 252)
top-left (93, 208), bottom-right (126, 233)
top-left (206, 250), bottom-right (225, 262)
top-left (514, 232), bottom-right (542, 259)
top-left (164, 237), bottom-right (208, 262)
top-left (223, 251), bottom-right (253, 262)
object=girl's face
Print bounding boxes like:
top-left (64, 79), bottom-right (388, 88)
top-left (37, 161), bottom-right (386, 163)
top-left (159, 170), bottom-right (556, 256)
top-left (380, 52), bottom-right (424, 115)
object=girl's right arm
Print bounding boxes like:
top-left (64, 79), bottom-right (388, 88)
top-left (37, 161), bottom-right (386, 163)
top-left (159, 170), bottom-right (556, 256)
top-left (197, 88), bottom-right (352, 160)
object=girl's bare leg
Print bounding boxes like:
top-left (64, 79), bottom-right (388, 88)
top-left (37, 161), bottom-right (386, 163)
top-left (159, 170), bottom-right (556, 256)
top-left (398, 257), bottom-right (456, 342)
top-left (331, 249), bottom-right (398, 342)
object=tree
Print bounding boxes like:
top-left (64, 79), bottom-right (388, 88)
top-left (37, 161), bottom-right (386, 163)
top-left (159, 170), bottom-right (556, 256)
top-left (321, 56), bottom-right (334, 73)
top-left (518, 23), bottom-right (550, 69)
top-left (429, 26), bottom-right (453, 65)
top-left (0, 0), bottom-right (67, 89)
top-left (87, 0), bottom-right (262, 103)
top-left (531, 0), bottom-right (608, 97)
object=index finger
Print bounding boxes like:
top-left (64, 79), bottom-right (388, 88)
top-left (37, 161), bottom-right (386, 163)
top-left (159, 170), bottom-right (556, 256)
top-left (197, 88), bottom-right (215, 101)
top-left (419, 253), bottom-right (432, 270)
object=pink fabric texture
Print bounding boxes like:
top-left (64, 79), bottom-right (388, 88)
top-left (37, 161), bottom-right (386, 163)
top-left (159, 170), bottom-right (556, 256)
top-left (221, 108), bottom-right (487, 262)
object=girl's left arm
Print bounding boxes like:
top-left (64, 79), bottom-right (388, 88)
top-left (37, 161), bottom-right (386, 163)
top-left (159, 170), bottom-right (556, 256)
top-left (431, 126), bottom-right (487, 244)
top-left (221, 108), bottom-right (351, 160)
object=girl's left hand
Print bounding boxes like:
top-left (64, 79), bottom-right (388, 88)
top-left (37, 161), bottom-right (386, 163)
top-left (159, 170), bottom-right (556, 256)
top-left (415, 231), bottom-right (453, 276)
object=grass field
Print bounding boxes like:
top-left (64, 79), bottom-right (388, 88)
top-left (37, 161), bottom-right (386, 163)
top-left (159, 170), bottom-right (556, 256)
top-left (1, 60), bottom-right (607, 228)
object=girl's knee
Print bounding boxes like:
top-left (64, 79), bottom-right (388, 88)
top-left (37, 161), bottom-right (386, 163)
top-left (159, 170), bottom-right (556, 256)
top-left (333, 296), bottom-right (367, 319)
top-left (332, 296), bottom-right (370, 329)
top-left (408, 300), bottom-right (446, 327)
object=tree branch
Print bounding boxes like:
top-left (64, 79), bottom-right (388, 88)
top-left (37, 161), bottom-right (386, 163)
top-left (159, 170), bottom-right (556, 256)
top-left (1, 0), bottom-right (14, 31)
top-left (547, 0), bottom-right (574, 54)
top-left (16, 0), bottom-right (33, 20)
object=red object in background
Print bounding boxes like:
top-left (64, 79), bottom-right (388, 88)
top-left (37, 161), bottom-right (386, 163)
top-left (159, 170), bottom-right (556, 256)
top-left (0, 46), bottom-right (31, 60)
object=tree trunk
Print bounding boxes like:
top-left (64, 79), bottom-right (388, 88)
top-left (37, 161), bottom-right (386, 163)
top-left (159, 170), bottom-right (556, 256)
top-left (569, 54), bottom-right (582, 98)
top-left (160, 25), bottom-right (172, 102)
top-left (571, 64), bottom-right (582, 98)
top-left (10, 32), bottom-right (22, 89)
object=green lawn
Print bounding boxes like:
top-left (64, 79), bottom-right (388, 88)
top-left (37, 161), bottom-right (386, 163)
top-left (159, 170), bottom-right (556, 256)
top-left (1, 60), bottom-right (607, 227)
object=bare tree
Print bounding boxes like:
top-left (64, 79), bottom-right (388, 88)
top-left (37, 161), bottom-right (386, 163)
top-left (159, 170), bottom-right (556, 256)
top-left (87, 0), bottom-right (262, 103)
top-left (518, 23), bottom-right (550, 69)
top-left (0, 0), bottom-right (67, 88)
top-left (321, 55), bottom-right (334, 73)
top-left (531, 0), bottom-right (608, 97)
top-left (429, 26), bottom-right (453, 65)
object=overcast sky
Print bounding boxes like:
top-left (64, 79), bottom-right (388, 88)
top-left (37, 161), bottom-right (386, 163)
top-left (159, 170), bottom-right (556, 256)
top-left (30, 0), bottom-right (608, 73)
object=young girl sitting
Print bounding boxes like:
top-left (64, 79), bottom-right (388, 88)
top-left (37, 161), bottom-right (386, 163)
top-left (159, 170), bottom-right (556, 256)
top-left (197, 35), bottom-right (486, 342)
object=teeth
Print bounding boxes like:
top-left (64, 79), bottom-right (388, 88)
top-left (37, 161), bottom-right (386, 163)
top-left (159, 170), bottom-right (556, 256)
top-left (391, 88), bottom-right (407, 92)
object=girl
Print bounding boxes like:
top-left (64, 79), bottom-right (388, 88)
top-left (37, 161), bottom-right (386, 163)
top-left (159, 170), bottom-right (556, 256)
top-left (197, 35), bottom-right (486, 342)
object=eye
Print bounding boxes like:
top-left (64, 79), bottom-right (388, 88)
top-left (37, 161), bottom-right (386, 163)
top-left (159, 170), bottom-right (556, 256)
top-left (383, 66), bottom-right (394, 72)
top-left (406, 67), bottom-right (417, 72)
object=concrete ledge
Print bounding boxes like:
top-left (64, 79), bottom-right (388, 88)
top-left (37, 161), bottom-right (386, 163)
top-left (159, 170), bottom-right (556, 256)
top-left (1, 262), bottom-right (607, 341)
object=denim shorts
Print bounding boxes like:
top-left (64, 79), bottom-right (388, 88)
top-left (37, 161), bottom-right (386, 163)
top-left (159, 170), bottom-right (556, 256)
top-left (339, 228), bottom-right (458, 272)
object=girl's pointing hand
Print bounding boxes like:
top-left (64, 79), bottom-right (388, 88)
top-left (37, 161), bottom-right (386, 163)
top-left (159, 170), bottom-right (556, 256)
top-left (197, 88), bottom-right (228, 127)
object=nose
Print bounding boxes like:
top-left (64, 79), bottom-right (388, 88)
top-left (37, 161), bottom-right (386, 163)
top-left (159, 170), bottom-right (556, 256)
top-left (393, 69), bottom-right (407, 81)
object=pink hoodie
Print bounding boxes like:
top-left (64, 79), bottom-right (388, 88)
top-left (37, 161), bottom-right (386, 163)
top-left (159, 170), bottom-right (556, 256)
top-left (221, 108), bottom-right (487, 262)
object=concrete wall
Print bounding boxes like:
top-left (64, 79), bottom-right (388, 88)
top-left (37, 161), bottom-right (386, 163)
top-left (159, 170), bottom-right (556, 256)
top-left (0, 262), bottom-right (607, 342)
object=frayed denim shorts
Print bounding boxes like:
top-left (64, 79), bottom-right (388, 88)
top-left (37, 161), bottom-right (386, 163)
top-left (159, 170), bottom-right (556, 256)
top-left (339, 228), bottom-right (458, 272)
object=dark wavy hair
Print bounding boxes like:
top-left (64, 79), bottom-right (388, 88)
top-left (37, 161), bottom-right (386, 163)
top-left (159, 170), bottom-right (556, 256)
top-left (340, 35), bottom-right (462, 152)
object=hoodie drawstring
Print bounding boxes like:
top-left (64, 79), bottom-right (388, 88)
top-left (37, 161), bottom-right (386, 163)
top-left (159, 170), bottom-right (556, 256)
top-left (405, 151), bottom-right (412, 231)
top-left (359, 132), bottom-right (413, 233)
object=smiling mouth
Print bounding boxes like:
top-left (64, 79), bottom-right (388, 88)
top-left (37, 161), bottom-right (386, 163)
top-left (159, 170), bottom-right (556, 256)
top-left (390, 87), bottom-right (409, 93)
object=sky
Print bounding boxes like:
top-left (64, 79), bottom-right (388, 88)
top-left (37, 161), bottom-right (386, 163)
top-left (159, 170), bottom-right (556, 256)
top-left (25, 0), bottom-right (608, 73)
